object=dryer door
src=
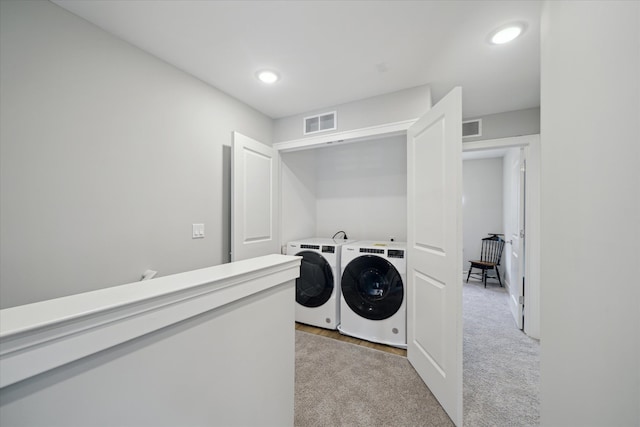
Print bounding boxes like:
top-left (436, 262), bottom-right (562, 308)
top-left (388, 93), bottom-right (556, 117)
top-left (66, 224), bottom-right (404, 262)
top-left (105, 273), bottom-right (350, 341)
top-left (296, 251), bottom-right (334, 307)
top-left (341, 255), bottom-right (404, 320)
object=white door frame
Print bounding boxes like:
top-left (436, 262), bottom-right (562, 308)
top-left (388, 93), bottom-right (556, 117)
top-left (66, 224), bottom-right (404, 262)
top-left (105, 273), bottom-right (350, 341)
top-left (463, 134), bottom-right (540, 339)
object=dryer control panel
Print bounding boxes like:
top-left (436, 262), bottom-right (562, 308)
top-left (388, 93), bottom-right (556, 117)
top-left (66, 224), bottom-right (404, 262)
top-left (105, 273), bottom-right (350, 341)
top-left (300, 244), bottom-right (320, 250)
top-left (388, 249), bottom-right (405, 259)
top-left (359, 248), bottom-right (384, 254)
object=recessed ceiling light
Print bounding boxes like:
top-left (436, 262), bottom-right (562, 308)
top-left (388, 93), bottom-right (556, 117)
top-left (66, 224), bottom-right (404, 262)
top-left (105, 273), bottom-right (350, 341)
top-left (257, 70), bottom-right (279, 84)
top-left (489, 23), bottom-right (526, 45)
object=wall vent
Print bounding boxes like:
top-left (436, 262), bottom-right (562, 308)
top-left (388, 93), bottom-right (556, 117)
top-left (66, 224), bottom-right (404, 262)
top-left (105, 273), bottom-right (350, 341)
top-left (304, 111), bottom-right (337, 135)
top-left (462, 119), bottom-right (482, 138)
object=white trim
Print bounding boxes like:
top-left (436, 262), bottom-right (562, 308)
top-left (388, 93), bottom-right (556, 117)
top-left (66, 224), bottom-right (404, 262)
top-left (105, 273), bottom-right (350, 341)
top-left (462, 134), bottom-right (538, 152)
top-left (274, 118), bottom-right (418, 152)
top-left (0, 254), bottom-right (301, 388)
top-left (522, 137), bottom-right (541, 339)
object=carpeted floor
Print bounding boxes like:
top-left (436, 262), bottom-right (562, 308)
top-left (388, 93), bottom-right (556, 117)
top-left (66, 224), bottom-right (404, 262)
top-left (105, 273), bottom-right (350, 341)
top-left (294, 280), bottom-right (540, 426)
top-left (295, 331), bottom-right (454, 427)
top-left (463, 280), bottom-right (540, 426)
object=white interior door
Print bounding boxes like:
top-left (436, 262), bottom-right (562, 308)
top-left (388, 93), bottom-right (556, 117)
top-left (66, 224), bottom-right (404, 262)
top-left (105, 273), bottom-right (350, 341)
top-left (508, 149), bottom-right (526, 329)
top-left (231, 132), bottom-right (279, 262)
top-left (407, 87), bottom-right (463, 426)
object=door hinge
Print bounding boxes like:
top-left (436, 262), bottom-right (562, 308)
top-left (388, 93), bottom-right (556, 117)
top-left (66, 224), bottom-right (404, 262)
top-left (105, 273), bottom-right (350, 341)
top-left (520, 229), bottom-right (525, 239)
top-left (518, 295), bottom-right (525, 305)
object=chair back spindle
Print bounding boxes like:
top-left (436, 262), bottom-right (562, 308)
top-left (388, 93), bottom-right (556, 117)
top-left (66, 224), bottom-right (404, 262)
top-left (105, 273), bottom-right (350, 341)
top-left (481, 235), bottom-right (504, 265)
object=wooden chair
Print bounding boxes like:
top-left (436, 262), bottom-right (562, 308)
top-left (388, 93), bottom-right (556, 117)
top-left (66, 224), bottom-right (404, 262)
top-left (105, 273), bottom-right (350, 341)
top-left (466, 234), bottom-right (505, 288)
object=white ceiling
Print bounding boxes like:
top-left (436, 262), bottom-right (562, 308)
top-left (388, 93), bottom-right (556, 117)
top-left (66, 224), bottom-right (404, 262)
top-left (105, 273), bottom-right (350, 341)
top-left (52, 0), bottom-right (542, 119)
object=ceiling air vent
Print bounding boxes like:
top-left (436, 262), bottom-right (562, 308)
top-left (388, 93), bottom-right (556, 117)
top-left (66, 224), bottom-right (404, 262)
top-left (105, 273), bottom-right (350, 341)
top-left (462, 119), bottom-right (482, 138)
top-left (304, 111), bottom-right (337, 135)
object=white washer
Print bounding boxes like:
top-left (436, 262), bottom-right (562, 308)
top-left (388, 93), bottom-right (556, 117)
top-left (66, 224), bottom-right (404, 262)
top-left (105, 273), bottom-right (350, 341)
top-left (338, 241), bottom-right (407, 348)
top-left (287, 238), bottom-right (354, 329)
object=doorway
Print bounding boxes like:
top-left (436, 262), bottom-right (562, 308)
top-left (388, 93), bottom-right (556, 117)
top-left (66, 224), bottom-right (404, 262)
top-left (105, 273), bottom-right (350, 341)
top-left (462, 135), bottom-right (540, 338)
top-left (463, 146), bottom-right (523, 326)
top-left (461, 135), bottom-right (541, 425)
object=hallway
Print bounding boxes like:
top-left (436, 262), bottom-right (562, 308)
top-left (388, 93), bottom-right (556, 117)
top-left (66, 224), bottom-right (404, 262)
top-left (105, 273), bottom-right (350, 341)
top-left (463, 280), bottom-right (540, 426)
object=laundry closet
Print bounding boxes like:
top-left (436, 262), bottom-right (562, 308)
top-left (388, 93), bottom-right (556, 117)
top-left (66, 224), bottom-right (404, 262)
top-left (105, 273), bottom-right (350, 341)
top-left (278, 133), bottom-right (410, 349)
top-left (280, 133), bottom-right (407, 246)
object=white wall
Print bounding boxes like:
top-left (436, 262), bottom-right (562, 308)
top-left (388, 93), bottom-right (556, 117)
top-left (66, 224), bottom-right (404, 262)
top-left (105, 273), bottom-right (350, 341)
top-left (463, 107), bottom-right (540, 143)
top-left (315, 135), bottom-right (407, 242)
top-left (280, 149), bottom-right (317, 246)
top-left (0, 1), bottom-right (272, 308)
top-left (540, 1), bottom-right (639, 425)
top-left (280, 135), bottom-right (407, 244)
top-left (273, 85), bottom-right (431, 142)
top-left (462, 158), bottom-right (504, 272)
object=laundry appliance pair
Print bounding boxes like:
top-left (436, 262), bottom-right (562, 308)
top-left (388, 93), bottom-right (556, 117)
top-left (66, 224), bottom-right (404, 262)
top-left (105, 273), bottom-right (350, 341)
top-left (287, 238), bottom-right (407, 349)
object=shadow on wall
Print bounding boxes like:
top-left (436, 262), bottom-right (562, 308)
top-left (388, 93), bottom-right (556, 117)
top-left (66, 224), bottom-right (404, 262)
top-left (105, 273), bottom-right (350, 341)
top-left (223, 144), bottom-right (231, 264)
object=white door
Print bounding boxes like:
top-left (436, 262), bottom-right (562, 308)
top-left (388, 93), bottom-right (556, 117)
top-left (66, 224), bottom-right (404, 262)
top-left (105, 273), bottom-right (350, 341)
top-left (406, 87), bottom-right (463, 426)
top-left (231, 132), bottom-right (279, 262)
top-left (508, 149), bottom-right (526, 329)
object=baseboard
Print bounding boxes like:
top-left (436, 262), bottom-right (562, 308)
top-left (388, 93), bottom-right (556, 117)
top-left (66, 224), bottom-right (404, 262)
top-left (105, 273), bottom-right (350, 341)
top-left (504, 279), bottom-right (511, 293)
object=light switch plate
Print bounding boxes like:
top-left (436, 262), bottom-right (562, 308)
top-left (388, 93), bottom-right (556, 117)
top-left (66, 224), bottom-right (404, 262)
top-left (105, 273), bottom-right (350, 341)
top-left (192, 223), bottom-right (205, 239)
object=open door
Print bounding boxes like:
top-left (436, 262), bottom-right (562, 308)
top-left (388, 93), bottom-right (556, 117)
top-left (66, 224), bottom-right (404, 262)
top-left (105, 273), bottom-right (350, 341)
top-left (407, 87), bottom-right (463, 426)
top-left (508, 148), bottom-right (526, 329)
top-left (231, 132), bottom-right (279, 262)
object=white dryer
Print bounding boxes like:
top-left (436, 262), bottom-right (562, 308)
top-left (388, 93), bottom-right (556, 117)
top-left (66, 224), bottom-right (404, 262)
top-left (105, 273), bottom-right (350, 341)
top-left (286, 238), bottom-right (354, 329)
top-left (339, 241), bottom-right (407, 348)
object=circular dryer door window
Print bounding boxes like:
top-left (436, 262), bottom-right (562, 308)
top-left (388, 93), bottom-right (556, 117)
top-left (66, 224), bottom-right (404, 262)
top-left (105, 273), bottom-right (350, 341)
top-left (341, 255), bottom-right (404, 320)
top-left (296, 251), bottom-right (334, 308)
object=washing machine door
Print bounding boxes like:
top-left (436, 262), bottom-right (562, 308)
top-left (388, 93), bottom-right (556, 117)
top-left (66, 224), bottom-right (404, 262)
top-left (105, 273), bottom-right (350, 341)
top-left (296, 251), bottom-right (334, 308)
top-left (341, 255), bottom-right (404, 320)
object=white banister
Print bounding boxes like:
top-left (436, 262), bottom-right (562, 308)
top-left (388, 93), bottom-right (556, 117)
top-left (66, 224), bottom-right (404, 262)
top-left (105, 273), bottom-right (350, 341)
top-left (0, 254), bottom-right (300, 427)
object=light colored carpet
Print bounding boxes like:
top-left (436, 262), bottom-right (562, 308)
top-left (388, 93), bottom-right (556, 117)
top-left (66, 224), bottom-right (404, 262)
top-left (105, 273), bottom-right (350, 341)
top-left (294, 280), bottom-right (540, 426)
top-left (295, 330), bottom-right (454, 427)
top-left (463, 280), bottom-right (540, 426)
